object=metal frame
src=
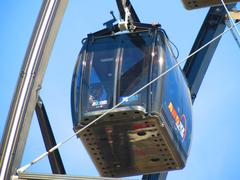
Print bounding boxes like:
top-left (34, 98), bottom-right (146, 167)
top-left (183, 4), bottom-right (236, 102)
top-left (0, 0), bottom-right (68, 179)
top-left (12, 173), bottom-right (126, 180)
top-left (1, 0), bottom-right (237, 180)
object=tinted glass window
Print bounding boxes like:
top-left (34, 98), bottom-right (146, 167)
top-left (162, 40), bottom-right (184, 148)
top-left (179, 73), bottom-right (192, 155)
top-left (82, 38), bottom-right (118, 113)
top-left (162, 39), bottom-right (192, 156)
top-left (162, 43), bottom-right (181, 116)
top-left (80, 32), bottom-right (154, 114)
top-left (119, 34), bottom-right (152, 108)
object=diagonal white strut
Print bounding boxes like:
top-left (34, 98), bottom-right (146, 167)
top-left (0, 1), bottom-right (56, 179)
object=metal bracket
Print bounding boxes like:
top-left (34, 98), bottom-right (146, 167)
top-left (103, 11), bottom-right (117, 28)
top-left (226, 10), bottom-right (240, 20)
top-left (225, 18), bottom-right (240, 48)
top-left (224, 8), bottom-right (240, 47)
top-left (118, 7), bottom-right (133, 31)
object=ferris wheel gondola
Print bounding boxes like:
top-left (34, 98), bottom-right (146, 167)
top-left (71, 28), bottom-right (192, 177)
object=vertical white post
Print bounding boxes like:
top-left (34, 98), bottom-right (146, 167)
top-left (0, 1), bottom-right (68, 179)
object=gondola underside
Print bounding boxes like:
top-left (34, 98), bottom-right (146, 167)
top-left (75, 106), bottom-right (184, 177)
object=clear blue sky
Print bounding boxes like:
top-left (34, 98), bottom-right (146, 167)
top-left (1, 1), bottom-right (240, 179)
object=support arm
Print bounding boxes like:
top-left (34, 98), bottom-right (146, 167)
top-left (183, 4), bottom-right (236, 103)
top-left (116, 0), bottom-right (140, 23)
top-left (35, 97), bottom-right (66, 174)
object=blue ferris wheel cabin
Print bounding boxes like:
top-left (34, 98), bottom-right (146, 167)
top-left (71, 29), bottom-right (193, 177)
